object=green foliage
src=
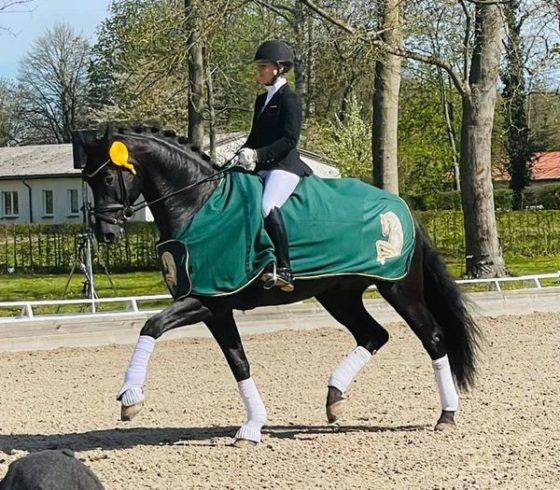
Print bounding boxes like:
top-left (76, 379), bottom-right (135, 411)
top-left (303, 96), bottom-right (372, 181)
top-left (416, 210), bottom-right (560, 257)
top-left (0, 222), bottom-right (159, 274)
top-left (89, 0), bottom-right (189, 128)
top-left (2, 208), bottom-right (560, 276)
top-left (500, 0), bottom-right (534, 209)
top-left (397, 77), bottom-right (458, 195)
top-left (406, 183), bottom-right (560, 211)
top-left (528, 91), bottom-right (560, 151)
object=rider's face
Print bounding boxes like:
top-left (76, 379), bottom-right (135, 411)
top-left (256, 62), bottom-right (278, 85)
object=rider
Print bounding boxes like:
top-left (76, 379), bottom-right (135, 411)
top-left (236, 40), bottom-right (312, 292)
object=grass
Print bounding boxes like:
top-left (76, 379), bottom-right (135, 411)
top-left (0, 254), bottom-right (558, 305)
top-left (444, 254), bottom-right (560, 278)
top-left (0, 271), bottom-right (168, 302)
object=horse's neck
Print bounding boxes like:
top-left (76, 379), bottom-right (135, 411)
top-left (138, 149), bottom-right (218, 240)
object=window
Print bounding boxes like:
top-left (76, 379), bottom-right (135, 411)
top-left (42, 190), bottom-right (54, 216)
top-left (2, 191), bottom-right (18, 217)
top-left (68, 189), bottom-right (79, 215)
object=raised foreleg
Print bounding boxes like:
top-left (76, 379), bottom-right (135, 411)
top-left (316, 287), bottom-right (390, 423)
top-left (117, 297), bottom-right (211, 421)
top-left (204, 310), bottom-right (267, 446)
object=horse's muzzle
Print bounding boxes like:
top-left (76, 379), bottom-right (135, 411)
top-left (96, 222), bottom-right (125, 244)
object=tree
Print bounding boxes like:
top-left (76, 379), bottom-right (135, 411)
top-left (456, 3), bottom-right (506, 277)
top-left (501, 0), bottom-right (533, 210)
top-left (301, 0), bottom-right (507, 277)
top-left (89, 0), bottom-right (189, 128)
top-left (15, 23), bottom-right (90, 144)
top-left (372, 0), bottom-right (403, 194)
top-left (0, 78), bottom-right (18, 145)
top-left (185, 0), bottom-right (206, 147)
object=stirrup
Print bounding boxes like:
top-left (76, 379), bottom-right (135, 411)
top-left (261, 264), bottom-right (294, 292)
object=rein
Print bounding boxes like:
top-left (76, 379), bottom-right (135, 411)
top-left (89, 151), bottom-right (241, 226)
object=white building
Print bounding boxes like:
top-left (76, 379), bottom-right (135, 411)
top-left (0, 135), bottom-right (339, 225)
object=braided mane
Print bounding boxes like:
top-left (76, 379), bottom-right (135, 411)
top-left (112, 124), bottom-right (220, 170)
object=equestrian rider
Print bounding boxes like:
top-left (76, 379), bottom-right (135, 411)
top-left (235, 40), bottom-right (313, 292)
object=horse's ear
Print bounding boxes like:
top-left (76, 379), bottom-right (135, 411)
top-left (101, 123), bottom-right (114, 143)
top-left (71, 130), bottom-right (98, 169)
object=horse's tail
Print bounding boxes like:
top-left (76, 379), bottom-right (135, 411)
top-left (417, 223), bottom-right (482, 390)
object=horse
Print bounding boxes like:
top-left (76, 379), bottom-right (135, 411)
top-left (73, 125), bottom-right (481, 447)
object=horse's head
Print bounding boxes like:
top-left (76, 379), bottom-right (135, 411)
top-left (72, 127), bottom-right (143, 244)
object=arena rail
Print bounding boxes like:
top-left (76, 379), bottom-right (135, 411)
top-left (0, 272), bottom-right (558, 323)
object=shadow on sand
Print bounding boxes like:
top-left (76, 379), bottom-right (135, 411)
top-left (0, 423), bottom-right (430, 453)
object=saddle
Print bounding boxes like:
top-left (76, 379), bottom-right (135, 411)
top-left (157, 171), bottom-right (415, 299)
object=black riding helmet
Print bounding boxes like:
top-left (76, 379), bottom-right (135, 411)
top-left (254, 40), bottom-right (294, 74)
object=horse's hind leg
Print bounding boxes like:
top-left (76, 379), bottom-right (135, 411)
top-left (316, 286), bottom-right (390, 423)
top-left (376, 251), bottom-right (458, 430)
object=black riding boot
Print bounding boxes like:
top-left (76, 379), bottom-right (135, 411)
top-left (262, 207), bottom-right (294, 292)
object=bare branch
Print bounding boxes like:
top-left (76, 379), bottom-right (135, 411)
top-left (299, 0), bottom-right (467, 95)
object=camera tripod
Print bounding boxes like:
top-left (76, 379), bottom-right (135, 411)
top-left (58, 195), bottom-right (115, 312)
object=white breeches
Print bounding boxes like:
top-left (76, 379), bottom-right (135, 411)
top-left (258, 169), bottom-right (300, 217)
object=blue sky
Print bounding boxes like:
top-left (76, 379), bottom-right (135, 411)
top-left (0, 0), bottom-right (112, 79)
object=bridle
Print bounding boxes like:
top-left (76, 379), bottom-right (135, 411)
top-left (85, 152), bottom-right (240, 226)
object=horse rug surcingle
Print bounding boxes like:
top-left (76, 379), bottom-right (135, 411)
top-left (156, 171), bottom-right (416, 299)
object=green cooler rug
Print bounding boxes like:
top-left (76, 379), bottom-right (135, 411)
top-left (156, 170), bottom-right (415, 299)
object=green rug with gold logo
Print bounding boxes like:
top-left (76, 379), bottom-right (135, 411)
top-left (156, 171), bottom-right (415, 299)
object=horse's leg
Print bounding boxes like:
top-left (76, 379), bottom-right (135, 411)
top-left (204, 309), bottom-right (267, 447)
top-left (117, 297), bottom-right (211, 421)
top-left (316, 287), bottom-right (390, 423)
top-left (376, 241), bottom-right (458, 431)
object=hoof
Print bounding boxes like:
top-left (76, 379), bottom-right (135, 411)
top-left (326, 397), bottom-right (347, 423)
top-left (434, 410), bottom-right (456, 432)
top-left (326, 386), bottom-right (347, 423)
top-left (121, 402), bottom-right (143, 421)
top-left (233, 438), bottom-right (258, 448)
top-left (434, 420), bottom-right (457, 432)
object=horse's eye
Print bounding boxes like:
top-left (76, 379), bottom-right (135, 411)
top-left (105, 175), bottom-right (115, 185)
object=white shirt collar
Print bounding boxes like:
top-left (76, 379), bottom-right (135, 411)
top-left (264, 77), bottom-right (287, 105)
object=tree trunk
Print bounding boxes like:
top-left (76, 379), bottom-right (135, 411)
top-left (293, 1), bottom-right (305, 97)
top-left (438, 70), bottom-right (460, 190)
top-left (305, 12), bottom-right (314, 116)
top-left (502, 0), bottom-right (532, 211)
top-left (372, 0), bottom-right (402, 195)
top-left (204, 46), bottom-right (216, 160)
top-left (185, 0), bottom-right (205, 148)
top-left (460, 4), bottom-right (506, 278)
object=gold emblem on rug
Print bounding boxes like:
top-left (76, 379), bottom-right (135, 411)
top-left (376, 212), bottom-right (404, 265)
top-left (161, 251), bottom-right (178, 290)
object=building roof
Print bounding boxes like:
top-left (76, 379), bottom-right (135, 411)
top-left (531, 152), bottom-right (560, 181)
top-left (0, 135), bottom-right (340, 180)
top-left (493, 151), bottom-right (560, 183)
top-left (0, 144), bottom-right (79, 179)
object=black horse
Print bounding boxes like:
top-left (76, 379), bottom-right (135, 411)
top-left (74, 125), bottom-right (480, 446)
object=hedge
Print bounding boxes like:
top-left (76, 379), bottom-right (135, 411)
top-left (404, 183), bottom-right (560, 211)
top-left (0, 210), bottom-right (559, 273)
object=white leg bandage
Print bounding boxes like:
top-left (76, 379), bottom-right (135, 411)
top-left (328, 346), bottom-right (372, 394)
top-left (432, 355), bottom-right (459, 411)
top-left (117, 335), bottom-right (155, 406)
top-left (235, 377), bottom-right (267, 443)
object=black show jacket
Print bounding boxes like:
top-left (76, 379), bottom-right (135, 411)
top-left (245, 84), bottom-right (313, 177)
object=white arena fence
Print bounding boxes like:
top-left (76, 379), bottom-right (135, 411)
top-left (0, 272), bottom-right (559, 324)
